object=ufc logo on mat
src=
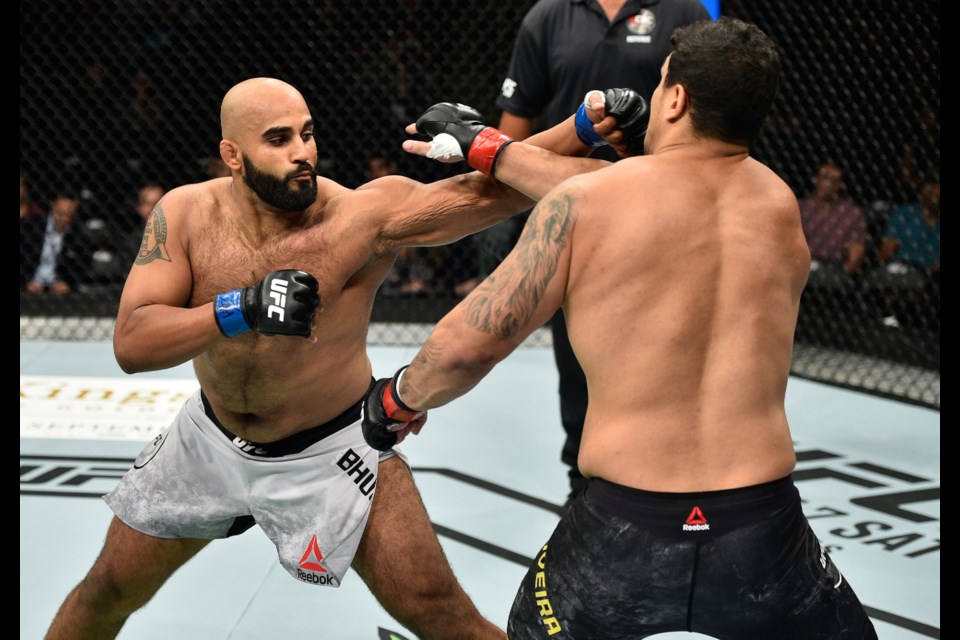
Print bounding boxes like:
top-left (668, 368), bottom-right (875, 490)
top-left (268, 279), bottom-right (288, 321)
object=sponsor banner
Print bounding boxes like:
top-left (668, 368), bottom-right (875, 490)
top-left (20, 375), bottom-right (197, 441)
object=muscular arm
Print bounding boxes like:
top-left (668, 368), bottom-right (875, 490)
top-left (397, 184), bottom-right (580, 409)
top-left (113, 192), bottom-right (223, 373)
top-left (361, 171), bottom-right (531, 255)
top-left (370, 111), bottom-right (608, 253)
top-left (493, 113), bottom-right (610, 201)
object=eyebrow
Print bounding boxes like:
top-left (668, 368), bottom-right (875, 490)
top-left (260, 120), bottom-right (314, 139)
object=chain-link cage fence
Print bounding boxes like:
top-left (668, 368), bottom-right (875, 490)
top-left (724, 0), bottom-right (940, 407)
top-left (20, 1), bottom-right (938, 408)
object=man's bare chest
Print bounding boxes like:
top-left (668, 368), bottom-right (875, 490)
top-left (187, 224), bottom-right (362, 307)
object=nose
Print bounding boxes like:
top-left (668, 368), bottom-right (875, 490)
top-left (290, 136), bottom-right (310, 164)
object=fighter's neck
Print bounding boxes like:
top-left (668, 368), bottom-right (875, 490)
top-left (227, 179), bottom-right (317, 233)
top-left (650, 137), bottom-right (749, 161)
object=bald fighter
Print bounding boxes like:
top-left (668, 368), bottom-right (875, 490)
top-left (363, 19), bottom-right (878, 639)
top-left (44, 78), bottom-right (643, 639)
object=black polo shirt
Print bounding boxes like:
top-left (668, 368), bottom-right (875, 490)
top-left (497, 0), bottom-right (710, 129)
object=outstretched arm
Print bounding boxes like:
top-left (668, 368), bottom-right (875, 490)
top-left (485, 113), bottom-right (604, 202)
top-left (402, 89), bottom-right (644, 201)
top-left (404, 184), bottom-right (578, 404)
top-left (361, 181), bottom-right (585, 449)
top-left (365, 90), bottom-right (643, 254)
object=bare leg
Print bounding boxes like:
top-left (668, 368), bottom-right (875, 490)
top-left (45, 517), bottom-right (209, 640)
top-left (353, 457), bottom-right (506, 640)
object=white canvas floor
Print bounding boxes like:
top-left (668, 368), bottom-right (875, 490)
top-left (21, 341), bottom-right (940, 639)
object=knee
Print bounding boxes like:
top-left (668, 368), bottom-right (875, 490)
top-left (73, 566), bottom-right (154, 617)
top-left (396, 571), bottom-right (462, 617)
top-left (393, 579), bottom-right (491, 638)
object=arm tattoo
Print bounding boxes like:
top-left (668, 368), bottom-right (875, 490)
top-left (135, 202), bottom-right (173, 265)
top-left (404, 340), bottom-right (444, 403)
top-left (464, 192), bottom-right (575, 338)
top-left (411, 340), bottom-right (443, 370)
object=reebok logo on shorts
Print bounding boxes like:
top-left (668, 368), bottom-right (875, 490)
top-left (682, 506), bottom-right (710, 531)
top-left (296, 535), bottom-right (337, 586)
top-left (299, 535), bottom-right (328, 572)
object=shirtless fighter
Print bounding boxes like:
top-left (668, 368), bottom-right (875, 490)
top-left (363, 18), bottom-right (878, 639)
top-left (44, 78), bottom-right (645, 639)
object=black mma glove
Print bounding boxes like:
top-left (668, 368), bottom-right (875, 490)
top-left (604, 88), bottom-right (650, 155)
top-left (574, 88), bottom-right (649, 155)
top-left (214, 269), bottom-right (320, 337)
top-left (415, 102), bottom-right (514, 176)
top-left (362, 366), bottom-right (424, 451)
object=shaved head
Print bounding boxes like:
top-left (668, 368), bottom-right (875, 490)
top-left (218, 78), bottom-right (319, 211)
top-left (220, 77), bottom-right (310, 141)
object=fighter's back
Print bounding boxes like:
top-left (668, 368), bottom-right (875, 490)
top-left (569, 150), bottom-right (810, 492)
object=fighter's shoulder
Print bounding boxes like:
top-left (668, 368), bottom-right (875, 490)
top-left (540, 157), bottom-right (649, 198)
top-left (321, 175), bottom-right (418, 230)
top-left (748, 160), bottom-right (800, 213)
top-left (332, 175), bottom-right (414, 206)
top-left (316, 176), bottom-right (352, 199)
top-left (583, 156), bottom-right (658, 189)
top-left (155, 179), bottom-right (224, 216)
top-left (532, 162), bottom-right (637, 219)
top-left (351, 174), bottom-right (415, 194)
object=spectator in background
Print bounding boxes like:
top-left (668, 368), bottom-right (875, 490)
top-left (798, 162), bottom-right (868, 291)
top-left (879, 174), bottom-right (941, 272)
top-left (494, 0), bottom-right (710, 504)
top-left (868, 173), bottom-right (940, 329)
top-left (20, 173), bottom-right (47, 290)
top-left (24, 193), bottom-right (90, 295)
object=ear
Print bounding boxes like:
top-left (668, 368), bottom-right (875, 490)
top-left (220, 140), bottom-right (242, 171)
top-left (665, 84), bottom-right (689, 123)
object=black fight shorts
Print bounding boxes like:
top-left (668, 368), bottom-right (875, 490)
top-left (508, 476), bottom-right (877, 639)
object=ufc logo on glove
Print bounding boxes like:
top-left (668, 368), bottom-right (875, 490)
top-left (214, 269), bottom-right (319, 338)
top-left (268, 279), bottom-right (289, 322)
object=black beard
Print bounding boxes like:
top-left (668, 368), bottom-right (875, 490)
top-left (241, 155), bottom-right (318, 211)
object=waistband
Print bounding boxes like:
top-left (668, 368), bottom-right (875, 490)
top-left (584, 475), bottom-right (799, 535)
top-left (200, 385), bottom-right (366, 458)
